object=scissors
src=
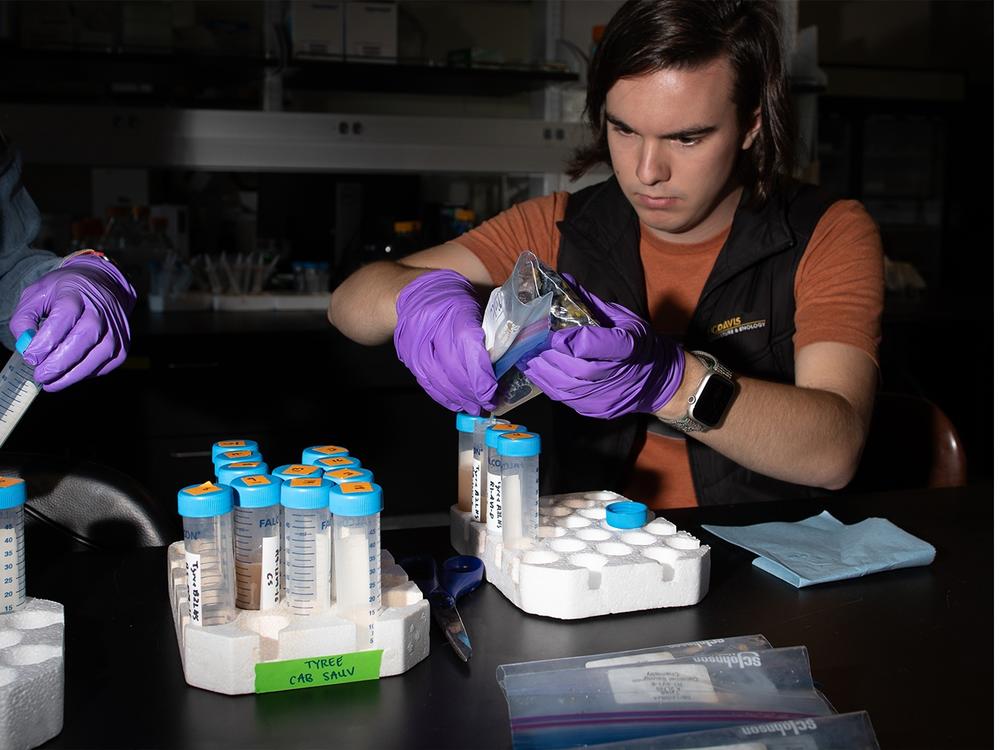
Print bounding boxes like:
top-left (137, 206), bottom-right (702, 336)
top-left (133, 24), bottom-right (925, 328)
top-left (399, 554), bottom-right (484, 662)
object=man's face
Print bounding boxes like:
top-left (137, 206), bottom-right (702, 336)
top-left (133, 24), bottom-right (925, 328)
top-left (605, 58), bottom-right (758, 242)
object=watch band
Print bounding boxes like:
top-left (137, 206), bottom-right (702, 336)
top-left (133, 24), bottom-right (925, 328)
top-left (660, 350), bottom-right (734, 434)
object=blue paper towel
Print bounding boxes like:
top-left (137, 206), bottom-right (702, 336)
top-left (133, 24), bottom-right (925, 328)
top-left (701, 511), bottom-right (936, 587)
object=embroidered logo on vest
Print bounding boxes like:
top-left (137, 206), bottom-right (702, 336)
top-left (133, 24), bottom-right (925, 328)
top-left (708, 315), bottom-right (767, 340)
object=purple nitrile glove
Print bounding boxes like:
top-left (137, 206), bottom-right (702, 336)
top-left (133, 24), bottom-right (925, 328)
top-left (393, 269), bottom-right (498, 415)
top-left (9, 253), bottom-right (136, 392)
top-left (519, 275), bottom-right (685, 420)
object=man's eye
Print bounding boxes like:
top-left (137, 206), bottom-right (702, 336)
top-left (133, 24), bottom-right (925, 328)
top-left (612, 125), bottom-right (634, 136)
top-left (677, 136), bottom-right (701, 147)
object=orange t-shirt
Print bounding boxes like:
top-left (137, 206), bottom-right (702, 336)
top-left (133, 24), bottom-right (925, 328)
top-left (457, 191), bottom-right (884, 508)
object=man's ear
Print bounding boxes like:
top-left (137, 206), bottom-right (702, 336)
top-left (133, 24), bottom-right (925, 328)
top-left (741, 107), bottom-right (762, 150)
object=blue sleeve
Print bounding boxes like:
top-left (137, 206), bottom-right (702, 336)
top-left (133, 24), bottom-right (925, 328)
top-left (0, 148), bottom-right (61, 351)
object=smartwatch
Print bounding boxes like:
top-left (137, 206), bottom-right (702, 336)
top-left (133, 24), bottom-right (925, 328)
top-left (660, 350), bottom-right (737, 433)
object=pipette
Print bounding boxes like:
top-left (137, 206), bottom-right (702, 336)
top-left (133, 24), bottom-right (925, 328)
top-left (0, 331), bottom-right (40, 449)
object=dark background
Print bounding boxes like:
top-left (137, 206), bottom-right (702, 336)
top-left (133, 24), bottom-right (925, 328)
top-left (0, 0), bottom-right (992, 536)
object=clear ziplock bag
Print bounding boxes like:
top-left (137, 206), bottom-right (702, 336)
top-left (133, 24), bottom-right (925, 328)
top-left (499, 646), bottom-right (833, 750)
top-left (497, 635), bottom-right (773, 685)
top-left (482, 251), bottom-right (598, 416)
top-left (578, 711), bottom-right (880, 750)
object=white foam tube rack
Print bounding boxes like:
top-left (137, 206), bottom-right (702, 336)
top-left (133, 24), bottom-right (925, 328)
top-left (167, 544), bottom-right (429, 695)
top-left (0, 598), bottom-right (64, 750)
top-left (451, 491), bottom-right (710, 619)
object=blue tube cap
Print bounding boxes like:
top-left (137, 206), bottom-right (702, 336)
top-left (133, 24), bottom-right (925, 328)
top-left (496, 431), bottom-right (541, 457)
top-left (280, 476), bottom-right (332, 510)
top-left (301, 445), bottom-right (350, 465)
top-left (231, 474), bottom-right (281, 508)
top-left (217, 460), bottom-right (270, 485)
top-left (456, 412), bottom-right (489, 433)
top-left (0, 477), bottom-right (26, 509)
top-left (211, 439), bottom-right (259, 459)
top-left (313, 455), bottom-right (361, 471)
top-left (272, 463), bottom-right (325, 482)
top-left (605, 501), bottom-right (648, 529)
top-left (213, 449), bottom-right (263, 471)
top-left (178, 482), bottom-right (234, 518)
top-left (14, 330), bottom-right (35, 356)
top-left (329, 481), bottom-right (383, 516)
top-left (485, 423), bottom-right (525, 449)
top-left (324, 467), bottom-right (374, 485)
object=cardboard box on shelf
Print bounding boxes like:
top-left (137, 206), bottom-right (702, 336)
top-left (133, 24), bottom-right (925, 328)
top-left (289, 1), bottom-right (344, 60)
top-left (345, 1), bottom-right (396, 63)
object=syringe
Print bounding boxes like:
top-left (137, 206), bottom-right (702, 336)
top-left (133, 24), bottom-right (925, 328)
top-left (0, 331), bottom-right (40, 449)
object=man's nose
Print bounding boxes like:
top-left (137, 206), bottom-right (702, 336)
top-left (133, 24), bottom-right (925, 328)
top-left (636, 140), bottom-right (670, 186)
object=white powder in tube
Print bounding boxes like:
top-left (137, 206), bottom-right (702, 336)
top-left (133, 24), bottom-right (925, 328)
top-left (334, 530), bottom-right (370, 618)
top-left (502, 473), bottom-right (523, 547)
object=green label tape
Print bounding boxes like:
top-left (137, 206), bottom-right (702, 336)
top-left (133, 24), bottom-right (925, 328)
top-left (254, 650), bottom-right (383, 693)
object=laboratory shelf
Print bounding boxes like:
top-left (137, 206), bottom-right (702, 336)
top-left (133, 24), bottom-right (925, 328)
top-left (1, 103), bottom-right (586, 175)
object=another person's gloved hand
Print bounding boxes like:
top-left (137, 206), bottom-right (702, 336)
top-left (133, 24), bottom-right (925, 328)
top-left (519, 276), bottom-right (685, 420)
top-left (393, 269), bottom-right (497, 415)
top-left (10, 252), bottom-right (136, 392)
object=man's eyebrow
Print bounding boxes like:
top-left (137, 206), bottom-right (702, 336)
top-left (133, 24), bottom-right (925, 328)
top-left (605, 112), bottom-right (718, 140)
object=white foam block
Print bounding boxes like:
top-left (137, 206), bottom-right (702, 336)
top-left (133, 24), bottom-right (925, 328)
top-left (0, 598), bottom-right (64, 750)
top-left (451, 491), bottom-right (710, 619)
top-left (167, 544), bottom-right (429, 695)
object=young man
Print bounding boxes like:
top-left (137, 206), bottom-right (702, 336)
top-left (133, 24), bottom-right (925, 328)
top-left (329, 0), bottom-right (883, 508)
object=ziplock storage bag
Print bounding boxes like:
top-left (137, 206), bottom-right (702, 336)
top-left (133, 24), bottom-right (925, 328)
top-left (497, 635), bottom-right (773, 685)
top-left (481, 251), bottom-right (598, 416)
top-left (499, 647), bottom-right (833, 750)
top-left (577, 711), bottom-right (880, 750)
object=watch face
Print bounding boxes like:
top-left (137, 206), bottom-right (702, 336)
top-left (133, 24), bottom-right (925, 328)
top-left (691, 374), bottom-right (736, 428)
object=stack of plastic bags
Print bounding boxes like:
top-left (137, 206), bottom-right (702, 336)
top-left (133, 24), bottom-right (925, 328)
top-left (496, 635), bottom-right (879, 749)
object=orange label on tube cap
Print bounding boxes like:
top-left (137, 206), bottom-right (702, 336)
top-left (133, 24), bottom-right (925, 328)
top-left (222, 450), bottom-right (253, 459)
top-left (0, 477), bottom-right (24, 488)
top-left (217, 440), bottom-right (246, 448)
top-left (340, 482), bottom-right (373, 494)
top-left (313, 445), bottom-right (347, 455)
top-left (184, 482), bottom-right (220, 496)
top-left (318, 457), bottom-right (353, 468)
top-left (327, 469), bottom-right (363, 480)
top-left (502, 432), bottom-right (534, 440)
top-left (290, 478), bottom-right (323, 487)
top-left (239, 475), bottom-right (271, 486)
top-left (227, 462), bottom-right (260, 469)
top-left (285, 465), bottom-right (320, 475)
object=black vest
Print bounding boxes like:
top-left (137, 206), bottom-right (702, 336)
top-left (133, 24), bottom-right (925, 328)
top-left (547, 176), bottom-right (835, 505)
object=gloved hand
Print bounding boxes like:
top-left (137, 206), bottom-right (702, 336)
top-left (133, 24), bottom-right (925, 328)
top-left (10, 253), bottom-right (136, 392)
top-left (393, 269), bottom-right (497, 415)
top-left (519, 276), bottom-right (685, 419)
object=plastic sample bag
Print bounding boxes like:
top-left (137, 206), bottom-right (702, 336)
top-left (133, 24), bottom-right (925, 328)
top-left (498, 635), bottom-right (773, 685)
top-left (498, 646), bottom-right (833, 750)
top-left (579, 711), bottom-right (880, 750)
top-left (481, 251), bottom-right (598, 416)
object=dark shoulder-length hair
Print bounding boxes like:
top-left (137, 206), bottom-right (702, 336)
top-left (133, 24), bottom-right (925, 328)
top-left (567, 0), bottom-right (794, 208)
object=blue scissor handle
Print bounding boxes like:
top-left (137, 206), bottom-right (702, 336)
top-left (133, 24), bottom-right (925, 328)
top-left (441, 555), bottom-right (484, 600)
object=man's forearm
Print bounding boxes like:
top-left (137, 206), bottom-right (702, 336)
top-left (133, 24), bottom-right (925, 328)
top-left (656, 351), bottom-right (873, 490)
top-left (327, 261), bottom-right (427, 345)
